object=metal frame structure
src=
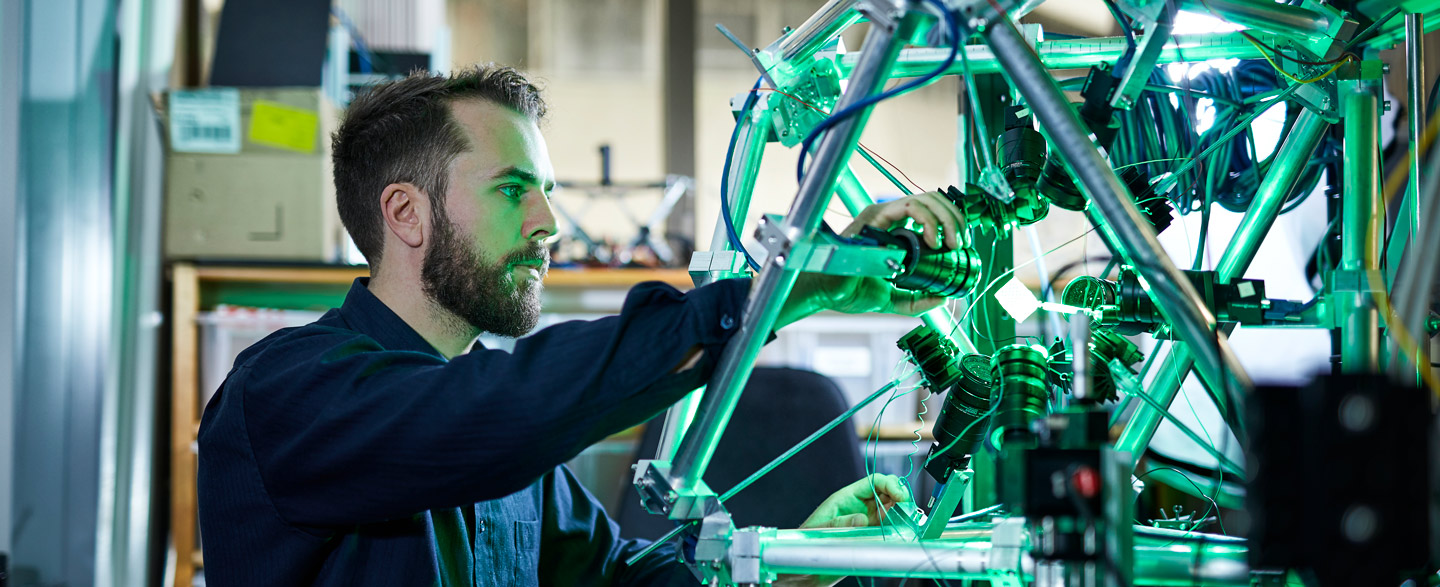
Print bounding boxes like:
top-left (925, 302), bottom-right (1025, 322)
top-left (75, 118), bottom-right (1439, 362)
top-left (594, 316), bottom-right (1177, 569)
top-left (632, 0), bottom-right (1440, 583)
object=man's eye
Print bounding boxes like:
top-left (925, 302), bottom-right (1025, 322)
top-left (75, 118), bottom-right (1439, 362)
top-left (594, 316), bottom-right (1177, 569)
top-left (499, 185), bottom-right (524, 199)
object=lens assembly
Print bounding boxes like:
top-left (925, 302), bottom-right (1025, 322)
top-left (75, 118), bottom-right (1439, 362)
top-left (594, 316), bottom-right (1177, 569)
top-left (925, 353), bottom-right (998, 481)
top-left (991, 343), bottom-right (1051, 447)
top-left (887, 228), bottom-right (983, 298)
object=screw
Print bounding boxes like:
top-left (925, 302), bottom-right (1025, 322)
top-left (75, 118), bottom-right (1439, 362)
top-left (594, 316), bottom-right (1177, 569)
top-left (666, 490), bottom-right (679, 502)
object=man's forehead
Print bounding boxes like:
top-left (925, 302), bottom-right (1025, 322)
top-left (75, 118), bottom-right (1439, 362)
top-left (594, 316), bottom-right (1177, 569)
top-left (449, 99), bottom-right (553, 182)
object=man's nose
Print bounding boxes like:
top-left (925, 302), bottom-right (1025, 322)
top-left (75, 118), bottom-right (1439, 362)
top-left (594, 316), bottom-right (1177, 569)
top-left (525, 193), bottom-right (558, 242)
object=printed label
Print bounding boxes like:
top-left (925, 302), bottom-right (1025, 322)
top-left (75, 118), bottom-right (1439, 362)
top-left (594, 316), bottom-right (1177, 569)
top-left (169, 88), bottom-right (242, 154)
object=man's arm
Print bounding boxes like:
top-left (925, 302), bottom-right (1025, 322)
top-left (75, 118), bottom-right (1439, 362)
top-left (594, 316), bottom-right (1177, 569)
top-left (220, 279), bottom-right (749, 529)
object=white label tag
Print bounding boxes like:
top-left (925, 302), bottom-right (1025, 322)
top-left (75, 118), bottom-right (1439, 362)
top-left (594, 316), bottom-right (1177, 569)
top-left (994, 277), bottom-right (1040, 324)
top-left (1236, 281), bottom-right (1256, 298)
top-left (170, 88), bottom-right (241, 154)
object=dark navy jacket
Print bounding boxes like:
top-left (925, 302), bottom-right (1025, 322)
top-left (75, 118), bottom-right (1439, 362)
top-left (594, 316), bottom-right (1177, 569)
top-left (197, 277), bottom-right (749, 585)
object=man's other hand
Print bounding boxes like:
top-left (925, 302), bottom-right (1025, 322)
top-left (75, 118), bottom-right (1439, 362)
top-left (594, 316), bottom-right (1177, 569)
top-left (778, 191), bottom-right (967, 327)
top-left (799, 473), bottom-right (912, 529)
top-left (773, 474), bottom-right (915, 587)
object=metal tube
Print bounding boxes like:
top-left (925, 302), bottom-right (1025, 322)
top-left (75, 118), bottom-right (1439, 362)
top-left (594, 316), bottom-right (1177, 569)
top-left (1216, 109), bottom-right (1331, 283)
top-left (847, 32), bottom-right (1275, 79)
top-left (769, 0), bottom-right (863, 65)
top-left (982, 18), bottom-right (1253, 427)
top-left (1177, 0), bottom-right (1333, 44)
top-left (760, 536), bottom-right (1022, 579)
top-left (669, 15), bottom-right (914, 490)
top-left (1340, 80), bottom-right (1381, 373)
top-left (709, 107), bottom-right (771, 252)
top-left (1118, 109), bottom-right (1329, 465)
top-left (1407, 14), bottom-right (1426, 257)
top-left (758, 526), bottom-right (1249, 584)
top-left (669, 108), bottom-right (773, 462)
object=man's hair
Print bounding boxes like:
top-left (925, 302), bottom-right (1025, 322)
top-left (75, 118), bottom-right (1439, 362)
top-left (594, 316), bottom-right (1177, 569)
top-left (332, 64), bottom-right (546, 267)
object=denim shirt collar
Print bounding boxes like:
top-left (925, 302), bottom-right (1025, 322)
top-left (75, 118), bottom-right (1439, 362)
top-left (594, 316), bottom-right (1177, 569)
top-left (336, 278), bottom-right (446, 359)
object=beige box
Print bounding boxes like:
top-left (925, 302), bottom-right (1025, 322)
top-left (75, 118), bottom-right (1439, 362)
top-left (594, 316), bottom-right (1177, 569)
top-left (162, 87), bottom-right (346, 261)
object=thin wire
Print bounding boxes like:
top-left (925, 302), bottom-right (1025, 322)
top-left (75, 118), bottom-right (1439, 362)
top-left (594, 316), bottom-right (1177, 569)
top-left (758, 87), bottom-right (927, 193)
top-left (954, 227), bottom-right (1100, 334)
top-left (1134, 466), bottom-right (1226, 535)
top-left (1244, 37), bottom-right (1350, 84)
top-left (796, 0), bottom-right (960, 184)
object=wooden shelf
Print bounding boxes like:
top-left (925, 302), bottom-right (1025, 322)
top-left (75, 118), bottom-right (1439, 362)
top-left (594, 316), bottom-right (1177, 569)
top-left (186, 264), bottom-right (692, 288)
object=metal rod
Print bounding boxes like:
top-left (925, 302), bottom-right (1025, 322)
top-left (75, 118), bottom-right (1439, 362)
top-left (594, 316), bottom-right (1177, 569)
top-left (720, 380), bottom-right (898, 501)
top-left (760, 537), bottom-right (1020, 579)
top-left (710, 105), bottom-right (771, 252)
top-left (982, 18), bottom-right (1254, 431)
top-left (1340, 79), bottom-right (1382, 374)
top-left (757, 526), bottom-right (1250, 583)
top-left (668, 14), bottom-right (914, 490)
top-left (1178, 0), bottom-right (1333, 44)
top-left (667, 107), bottom-right (774, 463)
top-left (1407, 14), bottom-right (1426, 258)
top-left (1125, 379), bottom-right (1245, 477)
top-left (1216, 109), bottom-right (1332, 282)
top-left (769, 0), bottom-right (862, 65)
top-left (845, 32), bottom-right (1275, 79)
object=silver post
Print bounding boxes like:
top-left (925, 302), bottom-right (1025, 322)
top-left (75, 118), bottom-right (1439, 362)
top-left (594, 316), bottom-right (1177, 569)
top-left (981, 18), bottom-right (1253, 434)
top-left (668, 4), bottom-right (916, 490)
top-left (1407, 14), bottom-right (1426, 263)
top-left (1339, 79), bottom-right (1382, 373)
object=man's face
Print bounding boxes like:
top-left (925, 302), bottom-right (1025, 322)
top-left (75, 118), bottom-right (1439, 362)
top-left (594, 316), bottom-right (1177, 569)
top-left (420, 100), bottom-right (557, 338)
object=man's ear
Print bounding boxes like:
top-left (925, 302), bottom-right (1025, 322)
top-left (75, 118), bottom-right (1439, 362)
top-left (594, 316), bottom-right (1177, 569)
top-left (380, 182), bottom-right (428, 250)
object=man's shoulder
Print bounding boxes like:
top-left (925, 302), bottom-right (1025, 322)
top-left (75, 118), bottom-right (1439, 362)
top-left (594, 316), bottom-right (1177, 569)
top-left (231, 311), bottom-right (380, 376)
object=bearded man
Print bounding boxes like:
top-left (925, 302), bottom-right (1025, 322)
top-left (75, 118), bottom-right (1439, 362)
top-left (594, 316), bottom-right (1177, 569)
top-left (197, 64), bottom-right (971, 586)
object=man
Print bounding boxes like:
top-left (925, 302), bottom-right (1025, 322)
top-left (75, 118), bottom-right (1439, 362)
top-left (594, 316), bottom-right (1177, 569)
top-left (197, 64), bottom-right (972, 586)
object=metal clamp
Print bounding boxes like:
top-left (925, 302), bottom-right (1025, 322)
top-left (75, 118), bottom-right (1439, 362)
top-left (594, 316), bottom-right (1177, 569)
top-left (688, 251), bottom-right (752, 286)
top-left (988, 517), bottom-right (1029, 577)
top-left (761, 214), bottom-right (908, 278)
top-left (633, 460), bottom-right (721, 522)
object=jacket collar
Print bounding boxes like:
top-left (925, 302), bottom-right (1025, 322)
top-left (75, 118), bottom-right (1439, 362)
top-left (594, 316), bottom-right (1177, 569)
top-left (336, 278), bottom-right (447, 358)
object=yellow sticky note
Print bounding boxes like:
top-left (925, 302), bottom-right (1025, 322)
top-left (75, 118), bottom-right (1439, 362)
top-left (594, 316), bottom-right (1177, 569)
top-left (248, 100), bottom-right (319, 153)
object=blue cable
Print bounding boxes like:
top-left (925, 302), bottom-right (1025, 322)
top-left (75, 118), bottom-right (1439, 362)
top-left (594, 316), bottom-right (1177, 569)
top-left (720, 77), bottom-right (765, 272)
top-left (794, 0), bottom-right (961, 185)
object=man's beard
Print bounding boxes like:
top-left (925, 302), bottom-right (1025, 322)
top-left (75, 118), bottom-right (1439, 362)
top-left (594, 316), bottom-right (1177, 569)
top-left (420, 215), bottom-right (547, 339)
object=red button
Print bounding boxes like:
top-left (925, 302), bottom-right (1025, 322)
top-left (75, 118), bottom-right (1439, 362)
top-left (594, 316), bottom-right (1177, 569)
top-left (1071, 466), bottom-right (1100, 499)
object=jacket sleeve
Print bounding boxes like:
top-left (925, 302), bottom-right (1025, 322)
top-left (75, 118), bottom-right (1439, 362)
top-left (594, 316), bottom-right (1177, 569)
top-left (228, 279), bottom-right (749, 529)
top-left (539, 466), bottom-right (698, 586)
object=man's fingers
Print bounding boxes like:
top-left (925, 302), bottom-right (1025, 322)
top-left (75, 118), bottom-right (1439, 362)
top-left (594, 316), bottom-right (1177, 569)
top-left (824, 512), bottom-right (871, 528)
top-left (916, 191), bottom-right (965, 250)
top-left (855, 474), bottom-right (911, 504)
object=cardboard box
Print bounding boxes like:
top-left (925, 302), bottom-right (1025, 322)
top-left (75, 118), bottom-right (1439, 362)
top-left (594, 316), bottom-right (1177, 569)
top-left (162, 87), bottom-right (346, 261)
